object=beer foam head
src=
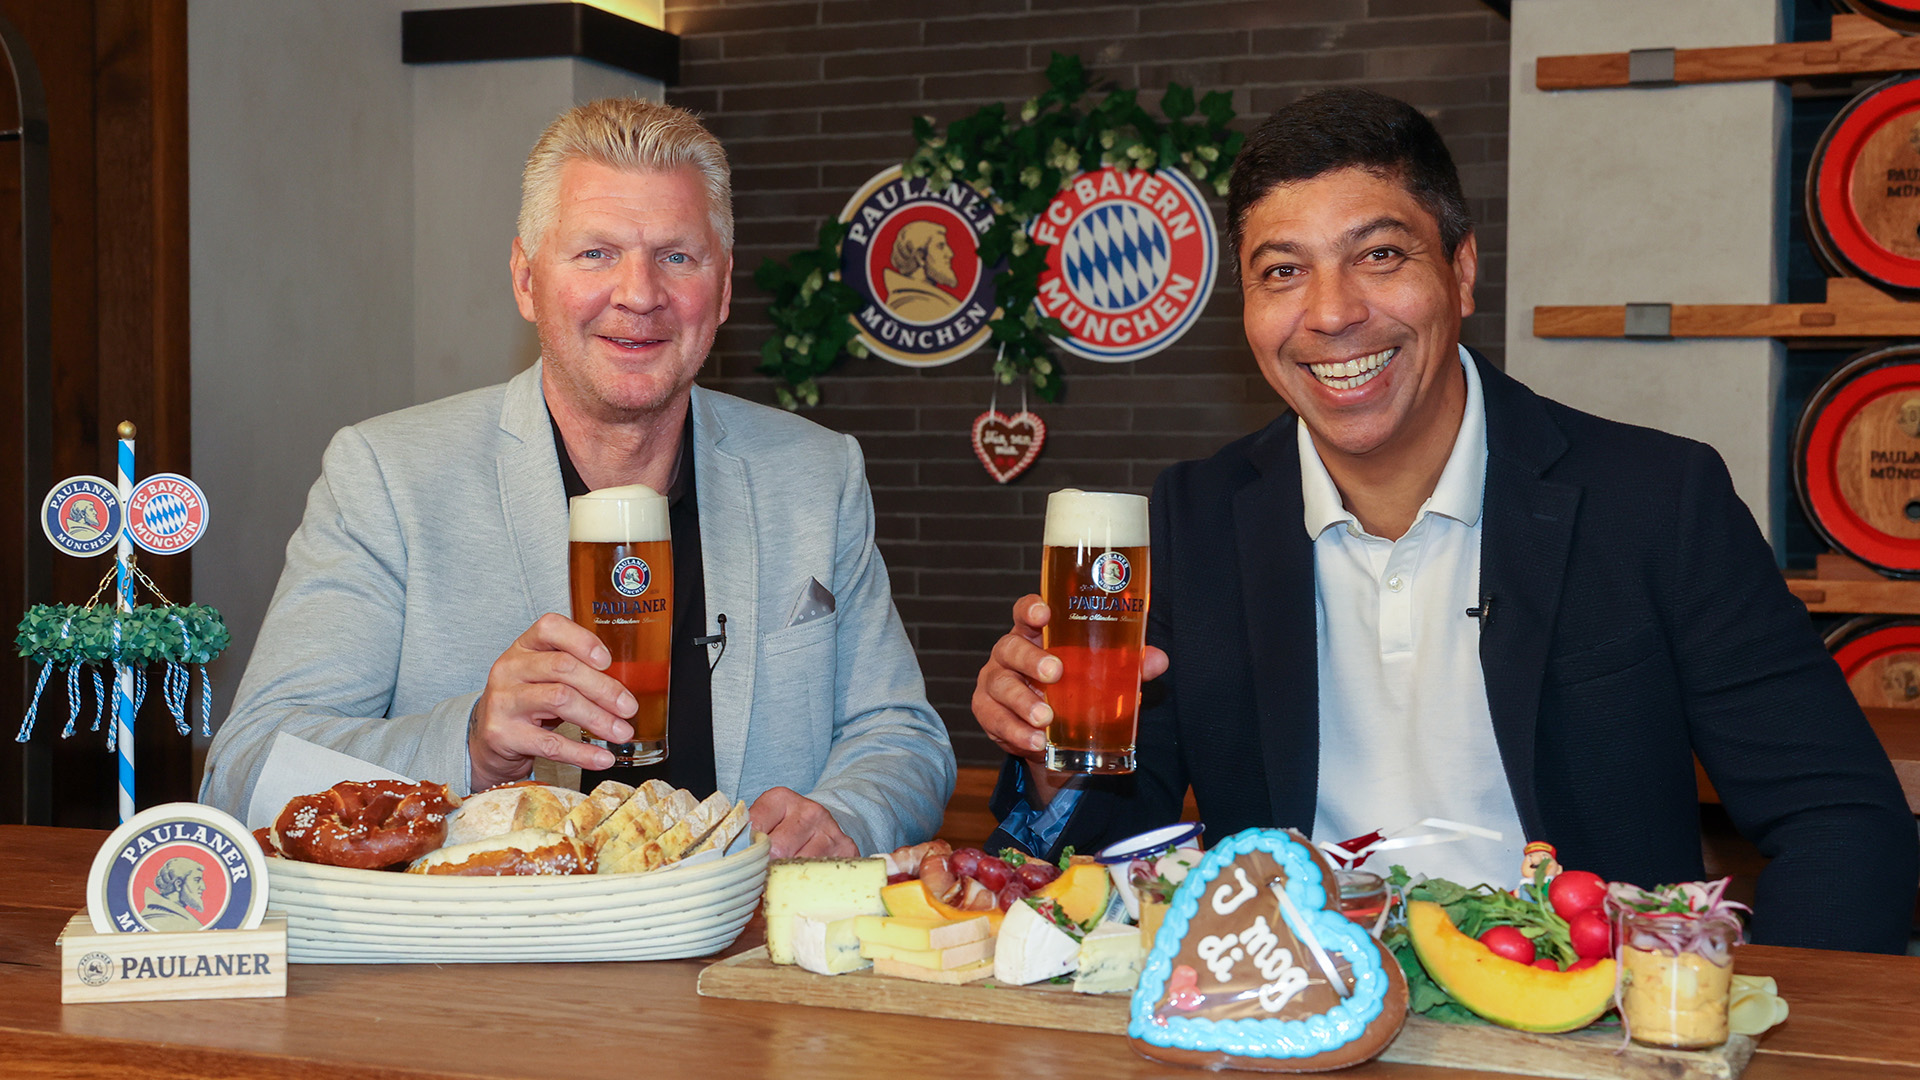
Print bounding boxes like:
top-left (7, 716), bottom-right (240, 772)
top-left (1044, 489), bottom-right (1149, 548)
top-left (569, 484), bottom-right (670, 542)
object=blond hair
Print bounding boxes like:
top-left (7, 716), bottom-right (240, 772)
top-left (518, 98), bottom-right (733, 255)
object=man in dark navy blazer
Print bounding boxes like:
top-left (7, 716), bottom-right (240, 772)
top-left (973, 88), bottom-right (1918, 953)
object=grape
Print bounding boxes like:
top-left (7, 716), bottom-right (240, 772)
top-left (949, 847), bottom-right (984, 879)
top-left (973, 855), bottom-right (1012, 892)
top-left (997, 880), bottom-right (1032, 910)
top-left (1016, 860), bottom-right (1058, 890)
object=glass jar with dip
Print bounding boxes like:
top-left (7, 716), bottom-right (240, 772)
top-left (1608, 879), bottom-right (1748, 1050)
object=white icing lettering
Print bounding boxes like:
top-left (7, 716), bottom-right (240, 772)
top-left (1211, 866), bottom-right (1258, 915)
top-left (1196, 932), bottom-right (1240, 983)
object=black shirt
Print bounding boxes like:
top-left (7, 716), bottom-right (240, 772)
top-left (553, 411), bottom-right (717, 797)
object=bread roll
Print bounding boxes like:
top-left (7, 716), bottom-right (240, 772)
top-left (407, 829), bottom-right (596, 876)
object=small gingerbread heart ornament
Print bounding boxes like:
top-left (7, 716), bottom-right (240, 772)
top-left (971, 408), bottom-right (1046, 484)
top-left (1130, 828), bottom-right (1408, 1072)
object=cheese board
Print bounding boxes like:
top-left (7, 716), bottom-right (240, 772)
top-left (698, 947), bottom-right (1757, 1080)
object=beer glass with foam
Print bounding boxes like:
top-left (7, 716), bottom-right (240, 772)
top-left (568, 485), bottom-right (673, 766)
top-left (1040, 489), bottom-right (1150, 773)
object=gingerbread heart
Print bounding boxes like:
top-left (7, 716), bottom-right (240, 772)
top-left (1129, 828), bottom-right (1408, 1072)
top-left (971, 409), bottom-right (1046, 484)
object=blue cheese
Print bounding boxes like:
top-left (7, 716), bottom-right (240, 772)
top-left (993, 900), bottom-right (1081, 986)
top-left (1073, 920), bottom-right (1143, 994)
top-left (792, 914), bottom-right (869, 975)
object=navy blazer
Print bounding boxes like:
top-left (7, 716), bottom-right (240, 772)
top-left (990, 353), bottom-right (1918, 953)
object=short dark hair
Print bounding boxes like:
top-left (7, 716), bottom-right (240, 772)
top-left (1226, 87), bottom-right (1473, 262)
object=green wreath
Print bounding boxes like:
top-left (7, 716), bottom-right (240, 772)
top-left (14, 563), bottom-right (231, 748)
top-left (756, 53), bottom-right (1242, 408)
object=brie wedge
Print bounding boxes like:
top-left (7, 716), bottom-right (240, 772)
top-left (993, 900), bottom-right (1081, 986)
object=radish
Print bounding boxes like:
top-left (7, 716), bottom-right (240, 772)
top-left (1568, 909), bottom-right (1614, 960)
top-left (1548, 870), bottom-right (1609, 920)
top-left (1478, 925), bottom-right (1535, 964)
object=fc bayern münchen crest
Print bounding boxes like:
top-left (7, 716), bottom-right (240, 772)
top-left (839, 165), bottom-right (1003, 367)
top-left (86, 803), bottom-right (268, 934)
top-left (613, 556), bottom-right (651, 597)
top-left (41, 475), bottom-right (123, 557)
top-left (1030, 166), bottom-right (1218, 362)
top-left (125, 473), bottom-right (208, 555)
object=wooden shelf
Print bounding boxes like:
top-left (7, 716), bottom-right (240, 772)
top-left (1534, 277), bottom-right (1920, 340)
top-left (1537, 14), bottom-right (1920, 91)
top-left (1786, 553), bottom-right (1920, 613)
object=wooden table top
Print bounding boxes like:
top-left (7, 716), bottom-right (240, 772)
top-left (1, 825), bottom-right (1915, 1080)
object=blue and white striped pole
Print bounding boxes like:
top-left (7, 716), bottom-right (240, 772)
top-left (115, 421), bottom-right (136, 822)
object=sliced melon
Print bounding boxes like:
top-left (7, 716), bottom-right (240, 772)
top-left (881, 880), bottom-right (1005, 933)
top-left (1032, 862), bottom-right (1111, 925)
top-left (1406, 900), bottom-right (1616, 1033)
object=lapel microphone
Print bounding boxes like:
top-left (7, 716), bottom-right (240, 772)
top-left (694, 613), bottom-right (728, 671)
top-left (1465, 596), bottom-right (1493, 624)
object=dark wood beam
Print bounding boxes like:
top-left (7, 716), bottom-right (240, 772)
top-left (402, 3), bottom-right (678, 86)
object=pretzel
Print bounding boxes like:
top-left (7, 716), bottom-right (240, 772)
top-left (273, 779), bottom-right (461, 870)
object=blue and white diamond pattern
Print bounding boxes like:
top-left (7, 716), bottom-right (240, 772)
top-left (1062, 202), bottom-right (1171, 313)
top-left (142, 491), bottom-right (190, 537)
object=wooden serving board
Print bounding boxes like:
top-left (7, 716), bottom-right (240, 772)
top-left (699, 948), bottom-right (1756, 1080)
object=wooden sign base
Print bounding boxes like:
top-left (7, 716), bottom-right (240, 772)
top-left (56, 911), bottom-right (287, 1004)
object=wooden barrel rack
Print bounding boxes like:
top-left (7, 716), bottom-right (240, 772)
top-left (1827, 615), bottom-right (1920, 707)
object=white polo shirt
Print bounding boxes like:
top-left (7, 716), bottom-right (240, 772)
top-left (1302, 347), bottom-right (1524, 886)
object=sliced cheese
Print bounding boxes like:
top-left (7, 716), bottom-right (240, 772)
top-left (872, 956), bottom-right (994, 985)
top-left (791, 914), bottom-right (870, 976)
top-left (855, 914), bottom-right (991, 952)
top-left (1073, 920), bottom-right (1143, 994)
top-left (858, 935), bottom-right (995, 970)
top-left (763, 857), bottom-right (888, 965)
top-left (993, 899), bottom-right (1081, 986)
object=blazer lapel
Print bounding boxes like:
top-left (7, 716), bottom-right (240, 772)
top-left (495, 362), bottom-right (571, 624)
top-left (690, 388), bottom-right (757, 798)
top-left (494, 362), bottom-right (578, 790)
top-left (1474, 356), bottom-right (1578, 841)
top-left (1232, 418), bottom-right (1322, 832)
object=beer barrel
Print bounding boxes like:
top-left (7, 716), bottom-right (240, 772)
top-left (1839, 0), bottom-right (1920, 33)
top-left (1807, 74), bottom-right (1920, 294)
top-left (1794, 343), bottom-right (1920, 576)
top-left (1826, 615), bottom-right (1920, 708)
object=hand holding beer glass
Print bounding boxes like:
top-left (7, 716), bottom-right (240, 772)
top-left (569, 485), bottom-right (673, 766)
top-left (1039, 489), bottom-right (1150, 774)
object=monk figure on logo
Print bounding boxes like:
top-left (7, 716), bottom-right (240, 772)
top-left (140, 857), bottom-right (207, 931)
top-left (884, 221), bottom-right (962, 320)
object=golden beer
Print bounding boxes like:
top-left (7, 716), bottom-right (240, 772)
top-left (1039, 489), bottom-right (1149, 774)
top-left (568, 485), bottom-right (672, 766)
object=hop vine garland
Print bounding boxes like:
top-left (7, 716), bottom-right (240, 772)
top-left (757, 53), bottom-right (1242, 408)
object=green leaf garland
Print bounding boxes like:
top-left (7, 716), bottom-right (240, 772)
top-left (757, 53), bottom-right (1241, 408)
top-left (16, 603), bottom-right (231, 668)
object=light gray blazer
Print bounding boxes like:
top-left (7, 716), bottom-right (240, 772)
top-left (200, 364), bottom-right (955, 854)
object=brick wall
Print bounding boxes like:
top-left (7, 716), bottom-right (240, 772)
top-left (665, 0), bottom-right (1511, 765)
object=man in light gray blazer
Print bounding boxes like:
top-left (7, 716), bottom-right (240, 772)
top-left (201, 99), bottom-right (954, 858)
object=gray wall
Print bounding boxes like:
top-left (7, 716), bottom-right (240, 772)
top-left (1506, 0), bottom-right (1788, 542)
top-left (188, 0), bottom-right (661, 763)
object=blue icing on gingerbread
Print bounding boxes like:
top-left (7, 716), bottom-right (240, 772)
top-left (1129, 828), bottom-right (1395, 1061)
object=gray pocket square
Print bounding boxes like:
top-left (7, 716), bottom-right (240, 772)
top-left (787, 577), bottom-right (836, 628)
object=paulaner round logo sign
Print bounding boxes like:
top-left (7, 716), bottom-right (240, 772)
top-left (1030, 166), bottom-right (1218, 362)
top-left (839, 165), bottom-right (1003, 367)
top-left (613, 556), bottom-right (651, 597)
top-left (86, 803), bottom-right (269, 935)
top-left (41, 475), bottom-right (123, 557)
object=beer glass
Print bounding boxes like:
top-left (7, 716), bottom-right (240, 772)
top-left (1040, 489), bottom-right (1150, 774)
top-left (568, 485), bottom-right (672, 766)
